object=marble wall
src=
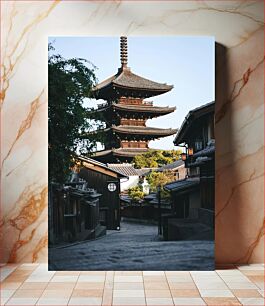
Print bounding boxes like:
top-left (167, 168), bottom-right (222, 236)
top-left (0, 1), bottom-right (264, 263)
top-left (215, 27), bottom-right (264, 263)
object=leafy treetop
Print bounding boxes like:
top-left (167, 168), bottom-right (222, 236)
top-left (48, 43), bottom-right (103, 183)
top-left (132, 149), bottom-right (182, 169)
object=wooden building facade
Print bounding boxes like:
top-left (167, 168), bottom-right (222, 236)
top-left (78, 157), bottom-right (127, 230)
top-left (173, 101), bottom-right (215, 214)
top-left (48, 181), bottom-right (103, 245)
top-left (163, 102), bottom-right (215, 240)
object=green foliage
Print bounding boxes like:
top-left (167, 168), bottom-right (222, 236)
top-left (146, 170), bottom-right (175, 199)
top-left (48, 43), bottom-right (101, 183)
top-left (132, 150), bottom-right (181, 169)
top-left (147, 170), bottom-right (175, 192)
top-left (128, 186), bottom-right (145, 202)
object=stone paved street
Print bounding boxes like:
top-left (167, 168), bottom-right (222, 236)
top-left (49, 220), bottom-right (214, 271)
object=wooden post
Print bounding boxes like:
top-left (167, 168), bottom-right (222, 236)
top-left (157, 185), bottom-right (162, 235)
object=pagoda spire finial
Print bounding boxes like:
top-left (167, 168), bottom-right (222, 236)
top-left (120, 36), bottom-right (128, 68)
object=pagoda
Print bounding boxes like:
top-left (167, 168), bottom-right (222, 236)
top-left (90, 36), bottom-right (177, 163)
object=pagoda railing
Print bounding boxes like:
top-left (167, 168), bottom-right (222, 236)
top-left (142, 101), bottom-right (153, 106)
top-left (97, 102), bottom-right (108, 109)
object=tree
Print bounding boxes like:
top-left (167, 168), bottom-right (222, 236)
top-left (128, 186), bottom-right (145, 202)
top-left (146, 170), bottom-right (175, 199)
top-left (48, 43), bottom-right (101, 183)
top-left (133, 149), bottom-right (182, 169)
top-left (147, 170), bottom-right (175, 191)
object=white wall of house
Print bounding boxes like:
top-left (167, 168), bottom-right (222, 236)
top-left (120, 176), bottom-right (139, 192)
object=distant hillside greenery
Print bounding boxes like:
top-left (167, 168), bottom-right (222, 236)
top-left (132, 150), bottom-right (182, 169)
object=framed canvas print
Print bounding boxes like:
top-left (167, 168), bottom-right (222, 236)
top-left (48, 36), bottom-right (215, 271)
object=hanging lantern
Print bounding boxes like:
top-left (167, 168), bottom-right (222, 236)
top-left (188, 147), bottom-right (194, 156)
top-left (181, 153), bottom-right (187, 161)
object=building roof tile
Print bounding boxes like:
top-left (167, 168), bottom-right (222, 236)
top-left (164, 178), bottom-right (199, 192)
top-left (107, 163), bottom-right (139, 176)
top-left (93, 67), bottom-right (173, 93)
top-left (157, 160), bottom-right (185, 172)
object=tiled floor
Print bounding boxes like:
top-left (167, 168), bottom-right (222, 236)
top-left (0, 264), bottom-right (264, 305)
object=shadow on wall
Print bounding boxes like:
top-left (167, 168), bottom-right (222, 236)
top-left (215, 42), bottom-right (230, 265)
top-left (215, 40), bottom-right (264, 264)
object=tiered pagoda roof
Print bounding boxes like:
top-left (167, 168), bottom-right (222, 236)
top-left (96, 103), bottom-right (176, 119)
top-left (93, 148), bottom-right (149, 158)
top-left (92, 67), bottom-right (173, 99)
top-left (89, 36), bottom-right (177, 163)
top-left (112, 125), bottom-right (176, 136)
top-left (90, 125), bottom-right (177, 138)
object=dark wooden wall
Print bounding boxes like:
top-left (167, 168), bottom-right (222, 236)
top-left (79, 168), bottom-right (121, 230)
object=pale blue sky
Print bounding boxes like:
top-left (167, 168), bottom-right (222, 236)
top-left (49, 36), bottom-right (214, 150)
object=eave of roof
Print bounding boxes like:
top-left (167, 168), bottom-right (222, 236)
top-left (107, 163), bottom-right (139, 176)
top-left (192, 144), bottom-right (215, 158)
top-left (187, 156), bottom-right (213, 167)
top-left (113, 103), bottom-right (176, 114)
top-left (92, 67), bottom-right (173, 99)
top-left (113, 125), bottom-right (177, 136)
top-left (78, 156), bottom-right (127, 178)
top-left (113, 148), bottom-right (149, 157)
top-left (92, 148), bottom-right (149, 158)
top-left (174, 101), bottom-right (215, 145)
top-left (157, 159), bottom-right (184, 172)
top-left (164, 178), bottom-right (200, 192)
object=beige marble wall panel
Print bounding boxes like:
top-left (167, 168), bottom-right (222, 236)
top-left (215, 27), bottom-right (264, 263)
top-left (0, 0), bottom-right (264, 263)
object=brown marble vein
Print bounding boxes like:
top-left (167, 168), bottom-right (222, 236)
top-left (5, 152), bottom-right (33, 177)
top-left (228, 25), bottom-right (264, 50)
top-left (0, 2), bottom-right (17, 105)
top-left (32, 233), bottom-right (48, 263)
top-left (122, 2), bottom-right (263, 39)
top-left (235, 219), bottom-right (265, 263)
top-left (5, 185), bottom-right (47, 262)
top-left (215, 170), bottom-right (263, 218)
top-left (8, 228), bottom-right (36, 263)
top-left (215, 56), bottom-right (264, 123)
top-left (199, 2), bottom-right (264, 26)
top-left (9, 186), bottom-right (47, 232)
top-left (0, 1), bottom-right (59, 107)
top-left (1, 89), bottom-right (44, 167)
top-left (216, 146), bottom-right (264, 176)
top-left (159, 2), bottom-right (264, 29)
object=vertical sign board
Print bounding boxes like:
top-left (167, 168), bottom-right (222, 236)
top-left (107, 181), bottom-right (120, 230)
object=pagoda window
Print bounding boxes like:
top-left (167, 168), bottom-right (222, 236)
top-left (120, 141), bottom-right (148, 148)
top-left (118, 97), bottom-right (143, 105)
top-left (139, 141), bottom-right (148, 148)
top-left (120, 118), bottom-right (146, 126)
top-left (121, 140), bottom-right (129, 148)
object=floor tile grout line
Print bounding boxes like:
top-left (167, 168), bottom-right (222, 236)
top-left (191, 269), bottom-right (234, 304)
top-left (164, 270), bottom-right (174, 305)
top-left (230, 266), bottom-right (251, 306)
top-left (1, 265), bottom-right (44, 306)
top-left (72, 270), bottom-right (84, 295)
top-left (143, 270), bottom-right (148, 306)
top-left (102, 271), bottom-right (110, 306)
top-left (1, 265), bottom-right (265, 305)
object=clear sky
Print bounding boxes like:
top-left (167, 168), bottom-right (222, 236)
top-left (49, 36), bottom-right (214, 150)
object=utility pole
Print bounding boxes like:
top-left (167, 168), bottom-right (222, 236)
top-left (157, 185), bottom-right (162, 235)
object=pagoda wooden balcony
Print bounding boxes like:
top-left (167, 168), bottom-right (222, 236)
top-left (97, 102), bottom-right (108, 109)
top-left (142, 100), bottom-right (153, 106)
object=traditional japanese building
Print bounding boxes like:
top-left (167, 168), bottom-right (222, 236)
top-left (163, 101), bottom-right (215, 241)
top-left (90, 36), bottom-right (177, 163)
